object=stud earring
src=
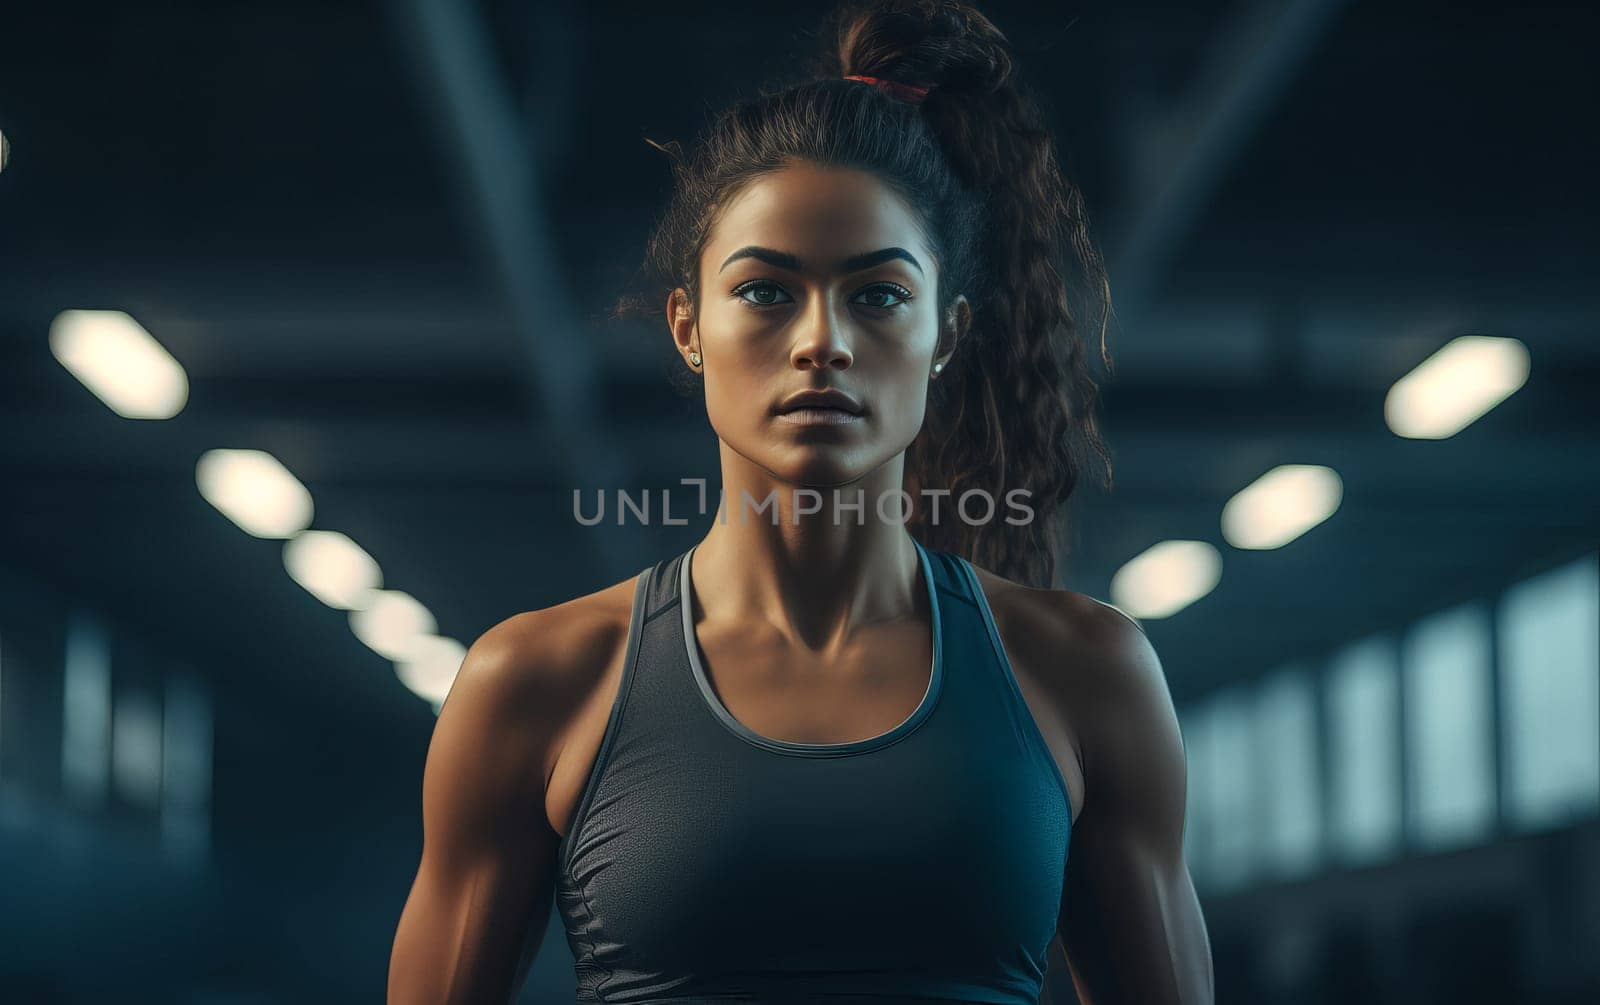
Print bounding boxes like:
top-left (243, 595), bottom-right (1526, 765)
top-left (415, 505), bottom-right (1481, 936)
top-left (932, 361), bottom-right (944, 376)
top-left (689, 350), bottom-right (702, 367)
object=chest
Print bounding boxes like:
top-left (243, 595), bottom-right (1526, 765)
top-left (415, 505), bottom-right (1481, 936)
top-left (557, 720), bottom-right (1069, 993)
top-left (692, 614), bottom-right (935, 746)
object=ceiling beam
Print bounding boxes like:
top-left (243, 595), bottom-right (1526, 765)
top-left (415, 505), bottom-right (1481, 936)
top-left (388, 0), bottom-right (647, 581)
top-left (1110, 0), bottom-right (1351, 333)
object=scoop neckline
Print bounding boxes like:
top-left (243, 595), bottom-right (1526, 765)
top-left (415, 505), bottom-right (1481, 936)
top-left (680, 537), bottom-right (945, 758)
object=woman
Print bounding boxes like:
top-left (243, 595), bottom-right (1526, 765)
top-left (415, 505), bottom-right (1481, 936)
top-left (389, 1), bottom-right (1213, 1002)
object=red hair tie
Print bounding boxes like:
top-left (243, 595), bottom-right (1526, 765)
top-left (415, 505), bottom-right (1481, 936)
top-left (843, 74), bottom-right (934, 106)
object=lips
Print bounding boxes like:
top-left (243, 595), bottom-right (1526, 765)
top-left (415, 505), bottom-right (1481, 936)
top-left (773, 388), bottom-right (866, 416)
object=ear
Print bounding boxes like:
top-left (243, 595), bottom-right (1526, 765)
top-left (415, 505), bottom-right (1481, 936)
top-left (666, 288), bottom-right (701, 370)
top-left (933, 294), bottom-right (971, 375)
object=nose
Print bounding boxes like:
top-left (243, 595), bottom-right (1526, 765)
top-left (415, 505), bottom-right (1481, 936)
top-left (789, 295), bottom-right (854, 371)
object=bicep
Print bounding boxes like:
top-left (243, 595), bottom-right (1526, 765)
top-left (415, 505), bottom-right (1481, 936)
top-left (388, 640), bottom-right (562, 1005)
top-left (1055, 620), bottom-right (1214, 1005)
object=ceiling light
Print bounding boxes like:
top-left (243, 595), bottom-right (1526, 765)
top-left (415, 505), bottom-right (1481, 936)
top-left (1386, 335), bottom-right (1530, 439)
top-left (1222, 464), bottom-right (1343, 550)
top-left (283, 530), bottom-right (382, 610)
top-left (195, 449), bottom-right (314, 538)
top-left (351, 590), bottom-right (436, 661)
top-left (396, 635), bottom-right (467, 708)
top-left (49, 309), bottom-right (188, 419)
top-left (1111, 540), bottom-right (1222, 620)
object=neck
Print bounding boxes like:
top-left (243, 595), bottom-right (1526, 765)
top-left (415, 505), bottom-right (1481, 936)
top-left (690, 443), bottom-right (925, 654)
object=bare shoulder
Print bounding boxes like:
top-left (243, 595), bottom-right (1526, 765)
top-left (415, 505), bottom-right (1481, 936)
top-left (967, 563), bottom-right (1179, 812)
top-left (431, 568), bottom-right (645, 798)
top-left (392, 572), bottom-right (646, 1003)
top-left (967, 562), bottom-right (1158, 708)
top-left (449, 571), bottom-right (640, 709)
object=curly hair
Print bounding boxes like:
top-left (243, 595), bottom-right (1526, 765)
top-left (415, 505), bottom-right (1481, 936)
top-left (614, 0), bottom-right (1114, 588)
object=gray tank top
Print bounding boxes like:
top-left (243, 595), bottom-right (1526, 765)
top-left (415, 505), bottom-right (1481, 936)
top-left (555, 538), bottom-right (1073, 1003)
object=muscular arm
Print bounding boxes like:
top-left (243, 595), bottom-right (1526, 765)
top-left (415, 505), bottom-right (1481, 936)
top-left (388, 618), bottom-right (569, 1004)
top-left (1055, 607), bottom-right (1214, 1005)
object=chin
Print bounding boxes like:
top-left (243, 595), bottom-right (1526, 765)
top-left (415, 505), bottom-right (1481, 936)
top-left (778, 455), bottom-right (871, 491)
top-left (746, 442), bottom-right (880, 492)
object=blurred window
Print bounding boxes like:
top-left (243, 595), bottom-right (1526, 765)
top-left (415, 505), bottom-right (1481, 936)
top-left (112, 689), bottom-right (162, 809)
top-left (1256, 666), bottom-right (1321, 877)
top-left (1404, 602), bottom-right (1495, 848)
top-left (162, 673), bottom-right (212, 862)
top-left (62, 611), bottom-right (111, 806)
top-left (1325, 635), bottom-right (1402, 863)
top-left (1179, 706), bottom-right (1212, 886)
top-left (1205, 686), bottom-right (1257, 889)
top-left (1499, 552), bottom-right (1600, 829)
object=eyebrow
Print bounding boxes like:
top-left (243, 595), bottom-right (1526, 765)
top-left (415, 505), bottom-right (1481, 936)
top-left (717, 245), bottom-right (924, 276)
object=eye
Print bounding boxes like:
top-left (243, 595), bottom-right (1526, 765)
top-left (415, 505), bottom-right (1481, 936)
top-left (853, 283), bottom-right (914, 310)
top-left (731, 280), bottom-right (793, 308)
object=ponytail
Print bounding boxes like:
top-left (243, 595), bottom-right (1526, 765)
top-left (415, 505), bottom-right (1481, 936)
top-left (620, 0), bottom-right (1113, 588)
top-left (830, 0), bottom-right (1113, 588)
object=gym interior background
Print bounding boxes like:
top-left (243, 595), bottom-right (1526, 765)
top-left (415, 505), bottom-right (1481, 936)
top-left (1, 1), bottom-right (1596, 1002)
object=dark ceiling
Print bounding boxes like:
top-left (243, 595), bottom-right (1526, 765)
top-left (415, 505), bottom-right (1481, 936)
top-left (2, 0), bottom-right (1597, 793)
top-left (2, 0), bottom-right (1597, 998)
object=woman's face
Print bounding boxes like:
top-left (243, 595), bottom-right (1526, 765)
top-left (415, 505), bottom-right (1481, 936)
top-left (669, 161), bottom-right (967, 488)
